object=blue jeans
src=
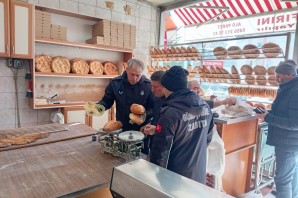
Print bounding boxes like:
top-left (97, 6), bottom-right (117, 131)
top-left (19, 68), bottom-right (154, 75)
top-left (275, 148), bottom-right (298, 198)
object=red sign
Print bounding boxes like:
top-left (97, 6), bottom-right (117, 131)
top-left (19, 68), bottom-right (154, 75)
top-left (203, 60), bottom-right (224, 68)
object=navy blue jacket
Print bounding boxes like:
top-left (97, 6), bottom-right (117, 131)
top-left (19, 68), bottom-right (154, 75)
top-left (265, 76), bottom-right (298, 152)
top-left (98, 72), bottom-right (155, 131)
top-left (150, 90), bottom-right (214, 184)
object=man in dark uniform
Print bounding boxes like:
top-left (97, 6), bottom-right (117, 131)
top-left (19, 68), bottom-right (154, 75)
top-left (97, 59), bottom-right (155, 154)
top-left (150, 66), bottom-right (214, 184)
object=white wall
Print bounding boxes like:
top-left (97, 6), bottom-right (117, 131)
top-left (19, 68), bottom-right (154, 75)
top-left (0, 0), bottom-right (160, 129)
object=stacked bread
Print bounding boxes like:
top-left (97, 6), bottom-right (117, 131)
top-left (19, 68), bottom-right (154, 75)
top-left (212, 43), bottom-right (280, 59)
top-left (35, 55), bottom-right (124, 75)
top-left (240, 64), bottom-right (277, 86)
top-left (150, 46), bottom-right (201, 61)
top-left (228, 86), bottom-right (277, 99)
top-left (129, 104), bottom-right (146, 125)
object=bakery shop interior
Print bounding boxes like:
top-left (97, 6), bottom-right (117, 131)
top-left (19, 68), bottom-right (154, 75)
top-left (0, 0), bottom-right (298, 197)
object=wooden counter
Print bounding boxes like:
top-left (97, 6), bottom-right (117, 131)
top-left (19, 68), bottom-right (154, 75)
top-left (216, 118), bottom-right (258, 197)
top-left (0, 124), bottom-right (124, 197)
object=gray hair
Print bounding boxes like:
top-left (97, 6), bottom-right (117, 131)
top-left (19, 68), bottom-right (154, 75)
top-left (187, 79), bottom-right (200, 88)
top-left (127, 59), bottom-right (145, 70)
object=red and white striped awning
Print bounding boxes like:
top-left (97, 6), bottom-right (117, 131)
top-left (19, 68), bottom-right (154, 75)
top-left (172, 0), bottom-right (298, 26)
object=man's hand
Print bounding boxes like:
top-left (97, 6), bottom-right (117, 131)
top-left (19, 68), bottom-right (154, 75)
top-left (222, 97), bottom-right (236, 106)
top-left (84, 101), bottom-right (105, 116)
top-left (142, 124), bottom-right (156, 135)
top-left (255, 110), bottom-right (268, 122)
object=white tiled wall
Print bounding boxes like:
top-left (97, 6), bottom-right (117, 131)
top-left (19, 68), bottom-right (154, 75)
top-left (0, 0), bottom-right (160, 129)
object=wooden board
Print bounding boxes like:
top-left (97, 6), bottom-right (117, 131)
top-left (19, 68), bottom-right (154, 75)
top-left (0, 123), bottom-right (67, 138)
top-left (0, 123), bottom-right (94, 152)
top-left (0, 130), bottom-right (124, 197)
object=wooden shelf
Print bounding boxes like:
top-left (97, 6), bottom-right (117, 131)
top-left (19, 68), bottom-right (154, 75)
top-left (34, 102), bottom-right (86, 109)
top-left (35, 72), bottom-right (119, 79)
top-left (35, 38), bottom-right (133, 53)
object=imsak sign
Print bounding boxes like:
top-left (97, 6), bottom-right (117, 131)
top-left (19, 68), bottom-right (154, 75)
top-left (184, 11), bottom-right (297, 41)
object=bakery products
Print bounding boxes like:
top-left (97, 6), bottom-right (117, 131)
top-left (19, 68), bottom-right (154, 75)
top-left (129, 113), bottom-right (145, 125)
top-left (51, 56), bottom-right (71, 74)
top-left (35, 55), bottom-right (52, 72)
top-left (231, 65), bottom-right (239, 74)
top-left (268, 76), bottom-right (278, 86)
top-left (103, 62), bottom-right (118, 75)
top-left (267, 66), bottom-right (276, 75)
top-left (71, 59), bottom-right (90, 74)
top-left (245, 101), bottom-right (254, 106)
top-left (130, 104), bottom-right (145, 115)
top-left (245, 75), bottom-right (255, 85)
top-left (213, 46), bottom-right (227, 59)
top-left (242, 44), bottom-right (260, 59)
top-left (118, 62), bottom-right (128, 75)
top-left (256, 75), bottom-right (267, 85)
top-left (103, 120), bottom-right (122, 132)
top-left (241, 65), bottom-right (253, 74)
top-left (254, 65), bottom-right (267, 75)
top-left (89, 60), bottom-right (104, 75)
top-left (262, 43), bottom-right (280, 58)
top-left (227, 46), bottom-right (242, 59)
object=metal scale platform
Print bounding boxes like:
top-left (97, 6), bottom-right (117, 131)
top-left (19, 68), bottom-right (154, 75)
top-left (95, 129), bottom-right (144, 162)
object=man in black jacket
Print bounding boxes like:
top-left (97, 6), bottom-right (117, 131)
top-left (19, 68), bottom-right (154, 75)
top-left (256, 60), bottom-right (298, 198)
top-left (97, 59), bottom-right (155, 154)
top-left (150, 66), bottom-right (214, 184)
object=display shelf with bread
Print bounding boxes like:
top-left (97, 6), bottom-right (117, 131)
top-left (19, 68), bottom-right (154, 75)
top-left (32, 6), bottom-right (132, 110)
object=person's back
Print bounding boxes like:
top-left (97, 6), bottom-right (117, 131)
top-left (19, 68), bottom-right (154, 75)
top-left (150, 66), bottom-right (214, 184)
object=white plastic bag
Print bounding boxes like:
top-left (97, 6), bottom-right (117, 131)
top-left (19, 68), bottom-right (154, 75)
top-left (50, 109), bottom-right (65, 124)
top-left (206, 126), bottom-right (225, 191)
top-left (239, 190), bottom-right (263, 198)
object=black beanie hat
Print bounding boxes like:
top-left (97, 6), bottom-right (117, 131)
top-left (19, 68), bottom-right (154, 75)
top-left (161, 66), bottom-right (189, 92)
top-left (275, 59), bottom-right (297, 76)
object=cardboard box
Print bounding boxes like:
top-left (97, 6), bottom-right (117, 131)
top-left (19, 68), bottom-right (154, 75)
top-left (86, 36), bottom-right (104, 44)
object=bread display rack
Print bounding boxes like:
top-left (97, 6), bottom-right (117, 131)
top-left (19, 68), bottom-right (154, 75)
top-left (31, 6), bottom-right (133, 109)
top-left (149, 32), bottom-right (291, 106)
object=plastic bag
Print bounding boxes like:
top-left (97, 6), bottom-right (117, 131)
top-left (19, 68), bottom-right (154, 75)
top-left (206, 126), bottom-right (225, 191)
top-left (50, 109), bottom-right (65, 124)
top-left (239, 190), bottom-right (263, 198)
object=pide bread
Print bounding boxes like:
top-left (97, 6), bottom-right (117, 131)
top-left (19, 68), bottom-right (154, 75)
top-left (71, 59), bottom-right (90, 74)
top-left (51, 56), bottom-right (71, 74)
top-left (118, 62), bottom-right (128, 75)
top-left (129, 113), bottom-right (144, 125)
top-left (35, 55), bottom-right (52, 72)
top-left (253, 65), bottom-right (267, 75)
top-left (103, 120), bottom-right (122, 132)
top-left (103, 62), bottom-right (118, 75)
top-left (130, 104), bottom-right (145, 115)
top-left (89, 60), bottom-right (104, 75)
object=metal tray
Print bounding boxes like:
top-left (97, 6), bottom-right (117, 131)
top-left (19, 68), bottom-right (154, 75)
top-left (97, 128), bottom-right (122, 135)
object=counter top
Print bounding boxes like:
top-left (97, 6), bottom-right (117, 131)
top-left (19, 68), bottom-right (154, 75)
top-left (0, 124), bottom-right (124, 198)
top-left (215, 115), bottom-right (257, 124)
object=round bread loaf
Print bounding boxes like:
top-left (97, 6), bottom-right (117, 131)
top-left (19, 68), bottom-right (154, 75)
top-left (89, 60), bottom-right (104, 75)
top-left (256, 75), bottom-right (267, 85)
top-left (71, 59), bottom-right (90, 74)
top-left (245, 75), bottom-right (255, 85)
top-left (242, 44), bottom-right (260, 59)
top-left (254, 65), bottom-right (267, 75)
top-left (129, 113), bottom-right (144, 125)
top-left (35, 55), bottom-right (52, 72)
top-left (267, 66), bottom-right (276, 75)
top-left (227, 46), bottom-right (242, 59)
top-left (130, 104), bottom-right (145, 115)
top-left (103, 120), bottom-right (122, 132)
top-left (268, 76), bottom-right (278, 86)
top-left (103, 62), bottom-right (118, 75)
top-left (241, 65), bottom-right (253, 75)
top-left (262, 43), bottom-right (280, 58)
top-left (213, 46), bottom-right (227, 59)
top-left (51, 56), bottom-right (70, 74)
